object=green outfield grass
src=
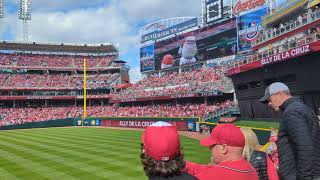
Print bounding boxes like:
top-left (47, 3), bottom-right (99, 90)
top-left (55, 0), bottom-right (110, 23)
top-left (0, 127), bottom-right (210, 180)
top-left (233, 120), bottom-right (279, 129)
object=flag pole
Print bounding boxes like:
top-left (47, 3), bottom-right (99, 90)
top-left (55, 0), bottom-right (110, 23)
top-left (82, 58), bottom-right (87, 126)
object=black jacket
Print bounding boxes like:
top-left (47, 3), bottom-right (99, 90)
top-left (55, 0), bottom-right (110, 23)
top-left (250, 150), bottom-right (269, 180)
top-left (277, 97), bottom-right (320, 180)
top-left (149, 172), bottom-right (197, 180)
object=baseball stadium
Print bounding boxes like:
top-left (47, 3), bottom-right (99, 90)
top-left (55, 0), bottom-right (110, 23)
top-left (0, 0), bottom-right (319, 179)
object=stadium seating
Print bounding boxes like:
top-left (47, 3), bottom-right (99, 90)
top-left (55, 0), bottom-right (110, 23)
top-left (1, 73), bottom-right (119, 89)
top-left (0, 53), bottom-right (116, 68)
top-left (114, 67), bottom-right (226, 99)
top-left (0, 100), bottom-right (236, 126)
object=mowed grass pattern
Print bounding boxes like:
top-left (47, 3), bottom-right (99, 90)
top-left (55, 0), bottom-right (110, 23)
top-left (0, 127), bottom-right (210, 180)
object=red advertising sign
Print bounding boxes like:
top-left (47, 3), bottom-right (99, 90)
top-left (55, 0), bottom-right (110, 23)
top-left (261, 44), bottom-right (310, 65)
top-left (233, 0), bottom-right (266, 16)
top-left (100, 120), bottom-right (187, 130)
top-left (0, 95), bottom-right (112, 100)
top-left (227, 43), bottom-right (315, 76)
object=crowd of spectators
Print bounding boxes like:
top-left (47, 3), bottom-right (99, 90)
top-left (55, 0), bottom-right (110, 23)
top-left (0, 73), bottom-right (119, 89)
top-left (0, 100), bottom-right (235, 126)
top-left (114, 67), bottom-right (227, 99)
top-left (70, 74), bottom-right (120, 89)
top-left (0, 53), bottom-right (116, 68)
top-left (254, 6), bottom-right (320, 45)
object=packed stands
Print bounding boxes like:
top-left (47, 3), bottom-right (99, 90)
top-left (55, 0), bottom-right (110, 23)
top-left (0, 53), bottom-right (116, 68)
top-left (114, 67), bottom-right (226, 99)
top-left (0, 100), bottom-right (236, 126)
top-left (254, 6), bottom-right (320, 46)
top-left (0, 73), bottom-right (119, 89)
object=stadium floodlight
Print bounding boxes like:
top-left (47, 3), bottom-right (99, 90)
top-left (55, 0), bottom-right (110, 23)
top-left (0, 0), bottom-right (4, 18)
top-left (18, 0), bottom-right (31, 42)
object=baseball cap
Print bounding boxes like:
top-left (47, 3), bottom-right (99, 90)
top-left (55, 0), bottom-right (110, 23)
top-left (142, 121), bottom-right (180, 161)
top-left (200, 123), bottom-right (245, 147)
top-left (259, 82), bottom-right (290, 103)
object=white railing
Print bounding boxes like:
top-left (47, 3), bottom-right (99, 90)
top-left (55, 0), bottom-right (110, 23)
top-left (253, 9), bottom-right (320, 46)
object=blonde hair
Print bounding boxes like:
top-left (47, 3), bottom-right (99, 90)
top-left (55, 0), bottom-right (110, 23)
top-left (240, 127), bottom-right (260, 161)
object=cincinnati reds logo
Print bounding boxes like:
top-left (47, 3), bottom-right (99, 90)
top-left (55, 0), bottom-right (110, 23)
top-left (143, 59), bottom-right (151, 66)
top-left (244, 31), bottom-right (259, 42)
top-left (233, 0), bottom-right (265, 15)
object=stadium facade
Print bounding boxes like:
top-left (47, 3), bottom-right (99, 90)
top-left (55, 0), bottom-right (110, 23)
top-left (227, 0), bottom-right (320, 119)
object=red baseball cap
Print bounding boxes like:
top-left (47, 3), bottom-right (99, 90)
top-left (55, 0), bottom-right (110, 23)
top-left (200, 123), bottom-right (245, 147)
top-left (142, 121), bottom-right (180, 161)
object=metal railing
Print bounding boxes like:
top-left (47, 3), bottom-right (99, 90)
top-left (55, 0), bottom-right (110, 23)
top-left (253, 10), bottom-right (320, 46)
top-left (203, 105), bottom-right (239, 121)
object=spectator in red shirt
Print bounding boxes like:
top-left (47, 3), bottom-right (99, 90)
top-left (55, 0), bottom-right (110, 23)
top-left (141, 121), bottom-right (197, 180)
top-left (184, 123), bottom-right (259, 180)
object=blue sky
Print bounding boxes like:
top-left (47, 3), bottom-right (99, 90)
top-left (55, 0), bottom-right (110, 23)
top-left (0, 0), bottom-right (201, 82)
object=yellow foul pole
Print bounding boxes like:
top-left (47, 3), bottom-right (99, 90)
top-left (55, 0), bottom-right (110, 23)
top-left (82, 58), bottom-right (87, 126)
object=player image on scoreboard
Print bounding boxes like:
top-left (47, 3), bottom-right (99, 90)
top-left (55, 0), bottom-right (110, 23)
top-left (179, 36), bottom-right (197, 65)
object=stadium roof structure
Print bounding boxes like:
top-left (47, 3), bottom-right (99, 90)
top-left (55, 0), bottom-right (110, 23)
top-left (0, 41), bottom-right (119, 54)
top-left (113, 60), bottom-right (127, 64)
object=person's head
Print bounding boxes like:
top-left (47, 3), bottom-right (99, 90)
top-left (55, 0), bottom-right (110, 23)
top-left (240, 127), bottom-right (260, 161)
top-left (200, 123), bottom-right (245, 164)
top-left (259, 82), bottom-right (292, 111)
top-left (140, 121), bottom-right (185, 178)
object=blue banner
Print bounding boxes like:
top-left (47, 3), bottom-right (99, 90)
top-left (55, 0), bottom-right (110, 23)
top-left (140, 44), bottom-right (155, 72)
top-left (237, 7), bottom-right (267, 52)
top-left (141, 18), bottom-right (198, 43)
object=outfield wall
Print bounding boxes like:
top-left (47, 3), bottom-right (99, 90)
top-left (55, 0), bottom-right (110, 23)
top-left (0, 118), bottom-right (77, 130)
top-left (0, 117), bottom-right (199, 131)
top-left (74, 117), bottom-right (199, 131)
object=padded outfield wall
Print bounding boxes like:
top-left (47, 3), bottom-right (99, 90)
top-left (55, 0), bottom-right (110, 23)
top-left (0, 117), bottom-right (199, 131)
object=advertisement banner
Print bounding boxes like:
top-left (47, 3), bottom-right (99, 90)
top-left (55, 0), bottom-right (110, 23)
top-left (111, 91), bottom-right (222, 103)
top-left (101, 120), bottom-right (187, 130)
top-left (227, 42), bottom-right (318, 75)
top-left (140, 44), bottom-right (155, 72)
top-left (78, 119), bottom-right (101, 126)
top-left (237, 7), bottom-right (267, 52)
top-left (261, 44), bottom-right (310, 66)
top-left (0, 95), bottom-right (112, 100)
top-left (233, 0), bottom-right (266, 16)
top-left (141, 18), bottom-right (198, 43)
top-left (186, 119), bottom-right (196, 131)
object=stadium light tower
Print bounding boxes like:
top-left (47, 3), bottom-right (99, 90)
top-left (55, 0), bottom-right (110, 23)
top-left (0, 0), bottom-right (4, 18)
top-left (18, 0), bottom-right (31, 42)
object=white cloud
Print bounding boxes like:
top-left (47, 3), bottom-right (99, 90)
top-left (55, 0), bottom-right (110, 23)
top-left (129, 66), bottom-right (142, 83)
top-left (30, 6), bottom-right (136, 49)
top-left (118, 0), bottom-right (201, 22)
top-left (0, 14), bottom-right (18, 39)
